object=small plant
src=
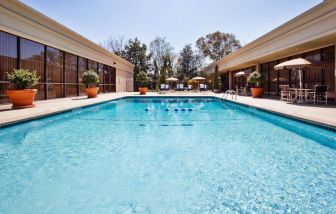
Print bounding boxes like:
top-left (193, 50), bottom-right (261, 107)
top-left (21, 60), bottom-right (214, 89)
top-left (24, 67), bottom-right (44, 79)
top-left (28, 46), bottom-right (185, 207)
top-left (247, 71), bottom-right (264, 87)
top-left (212, 65), bottom-right (221, 91)
top-left (7, 69), bottom-right (39, 89)
top-left (82, 70), bottom-right (99, 88)
top-left (136, 71), bottom-right (148, 88)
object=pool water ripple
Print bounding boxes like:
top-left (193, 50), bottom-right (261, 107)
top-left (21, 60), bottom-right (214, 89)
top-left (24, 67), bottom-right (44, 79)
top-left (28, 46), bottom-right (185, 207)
top-left (0, 97), bottom-right (335, 213)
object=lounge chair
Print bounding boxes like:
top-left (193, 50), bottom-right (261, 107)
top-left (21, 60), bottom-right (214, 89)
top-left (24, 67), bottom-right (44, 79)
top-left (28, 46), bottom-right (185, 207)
top-left (176, 84), bottom-right (184, 91)
top-left (165, 84), bottom-right (169, 91)
top-left (200, 84), bottom-right (205, 91)
top-left (187, 85), bottom-right (193, 91)
top-left (160, 84), bottom-right (166, 91)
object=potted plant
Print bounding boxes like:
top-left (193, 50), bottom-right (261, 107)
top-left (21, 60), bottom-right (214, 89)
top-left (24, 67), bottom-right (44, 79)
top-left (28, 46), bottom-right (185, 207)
top-left (136, 71), bottom-right (148, 95)
top-left (247, 71), bottom-right (264, 98)
top-left (212, 65), bottom-right (221, 93)
top-left (6, 69), bottom-right (39, 109)
top-left (82, 70), bottom-right (99, 98)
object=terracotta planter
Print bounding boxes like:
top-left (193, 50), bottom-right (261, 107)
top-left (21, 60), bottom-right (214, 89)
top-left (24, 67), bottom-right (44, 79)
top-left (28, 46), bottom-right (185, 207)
top-left (250, 88), bottom-right (264, 98)
top-left (6, 89), bottom-right (37, 109)
top-left (85, 87), bottom-right (99, 98)
top-left (139, 87), bottom-right (148, 95)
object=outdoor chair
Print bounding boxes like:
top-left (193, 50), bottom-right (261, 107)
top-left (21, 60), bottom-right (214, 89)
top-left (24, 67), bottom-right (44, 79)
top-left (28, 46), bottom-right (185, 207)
top-left (306, 85), bottom-right (328, 105)
top-left (177, 84), bottom-right (184, 91)
top-left (160, 84), bottom-right (166, 91)
top-left (165, 84), bottom-right (169, 91)
top-left (200, 84), bottom-right (205, 91)
top-left (280, 85), bottom-right (292, 102)
top-left (235, 85), bottom-right (245, 95)
top-left (204, 85), bottom-right (208, 91)
top-left (187, 85), bottom-right (193, 91)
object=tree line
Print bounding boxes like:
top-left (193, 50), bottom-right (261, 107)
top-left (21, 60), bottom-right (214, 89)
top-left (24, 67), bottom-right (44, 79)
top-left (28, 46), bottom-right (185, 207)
top-left (100, 31), bottom-right (241, 90)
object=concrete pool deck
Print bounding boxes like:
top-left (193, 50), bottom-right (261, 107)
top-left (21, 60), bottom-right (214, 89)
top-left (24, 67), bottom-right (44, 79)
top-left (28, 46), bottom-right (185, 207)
top-left (0, 91), bottom-right (335, 129)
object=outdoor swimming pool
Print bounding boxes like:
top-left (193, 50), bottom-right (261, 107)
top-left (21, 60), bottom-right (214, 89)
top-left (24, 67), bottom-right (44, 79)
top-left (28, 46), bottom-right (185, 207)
top-left (0, 97), bottom-right (335, 213)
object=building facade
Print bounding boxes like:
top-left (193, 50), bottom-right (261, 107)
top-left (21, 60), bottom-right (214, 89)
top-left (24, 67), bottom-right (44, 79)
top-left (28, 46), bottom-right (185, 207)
top-left (204, 0), bottom-right (336, 100)
top-left (0, 1), bottom-right (134, 104)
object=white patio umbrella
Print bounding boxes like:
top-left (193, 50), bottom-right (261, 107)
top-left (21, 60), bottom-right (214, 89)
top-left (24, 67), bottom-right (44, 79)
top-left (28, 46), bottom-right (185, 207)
top-left (191, 77), bottom-right (206, 91)
top-left (234, 71), bottom-right (245, 77)
top-left (166, 77), bottom-right (179, 82)
top-left (166, 77), bottom-right (179, 90)
top-left (274, 58), bottom-right (311, 89)
top-left (192, 77), bottom-right (206, 81)
top-left (272, 77), bottom-right (288, 82)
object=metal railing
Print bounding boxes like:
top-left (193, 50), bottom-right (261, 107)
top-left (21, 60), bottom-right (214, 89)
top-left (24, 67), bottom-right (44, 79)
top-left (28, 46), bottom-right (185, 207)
top-left (222, 90), bottom-right (237, 100)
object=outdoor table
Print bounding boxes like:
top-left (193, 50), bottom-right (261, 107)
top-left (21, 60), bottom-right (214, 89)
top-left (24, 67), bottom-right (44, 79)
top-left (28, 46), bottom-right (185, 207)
top-left (289, 88), bottom-right (313, 103)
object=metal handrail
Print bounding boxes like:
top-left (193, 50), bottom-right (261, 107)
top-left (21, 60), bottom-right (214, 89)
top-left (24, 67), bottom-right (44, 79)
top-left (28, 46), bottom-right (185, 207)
top-left (222, 90), bottom-right (237, 100)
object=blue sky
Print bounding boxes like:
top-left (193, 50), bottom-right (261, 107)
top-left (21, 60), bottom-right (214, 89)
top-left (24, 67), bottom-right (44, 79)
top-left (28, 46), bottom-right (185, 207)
top-left (20, 0), bottom-right (322, 51)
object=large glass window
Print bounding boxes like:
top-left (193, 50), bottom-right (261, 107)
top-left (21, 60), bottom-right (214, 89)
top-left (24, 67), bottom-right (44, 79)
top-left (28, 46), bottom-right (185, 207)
top-left (78, 57), bottom-right (87, 95)
top-left (0, 31), bottom-right (17, 104)
top-left (88, 60), bottom-right (97, 71)
top-left (111, 67), bottom-right (116, 92)
top-left (20, 38), bottom-right (45, 100)
top-left (65, 52), bottom-right (78, 96)
top-left (321, 46), bottom-right (335, 93)
top-left (47, 47), bottom-right (63, 99)
top-left (98, 63), bottom-right (104, 93)
top-left (104, 65), bottom-right (112, 92)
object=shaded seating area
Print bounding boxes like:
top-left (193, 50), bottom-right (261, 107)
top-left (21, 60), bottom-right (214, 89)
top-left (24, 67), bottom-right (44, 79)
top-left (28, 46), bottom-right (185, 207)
top-left (306, 85), bottom-right (328, 105)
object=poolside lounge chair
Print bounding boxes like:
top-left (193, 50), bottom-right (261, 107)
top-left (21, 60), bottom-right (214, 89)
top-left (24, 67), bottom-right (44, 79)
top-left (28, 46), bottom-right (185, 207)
top-left (200, 84), bottom-right (205, 91)
top-left (160, 84), bottom-right (166, 91)
top-left (176, 84), bottom-right (184, 91)
top-left (306, 85), bottom-right (328, 105)
top-left (187, 85), bottom-right (193, 91)
top-left (165, 84), bottom-right (169, 91)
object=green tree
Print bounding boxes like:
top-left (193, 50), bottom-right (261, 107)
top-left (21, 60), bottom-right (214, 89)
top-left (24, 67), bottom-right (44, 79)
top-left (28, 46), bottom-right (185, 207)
top-left (212, 65), bottom-right (221, 91)
top-left (159, 65), bottom-right (166, 84)
top-left (196, 31), bottom-right (241, 61)
top-left (176, 44), bottom-right (203, 80)
top-left (123, 38), bottom-right (149, 90)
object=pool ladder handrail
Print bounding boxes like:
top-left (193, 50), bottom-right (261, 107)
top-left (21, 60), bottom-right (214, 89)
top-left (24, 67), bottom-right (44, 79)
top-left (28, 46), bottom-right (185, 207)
top-left (222, 90), bottom-right (237, 100)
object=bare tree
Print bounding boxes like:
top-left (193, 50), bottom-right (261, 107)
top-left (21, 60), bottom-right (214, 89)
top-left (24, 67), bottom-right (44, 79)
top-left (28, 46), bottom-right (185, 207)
top-left (149, 37), bottom-right (174, 87)
top-left (149, 37), bottom-right (174, 71)
top-left (100, 36), bottom-right (127, 57)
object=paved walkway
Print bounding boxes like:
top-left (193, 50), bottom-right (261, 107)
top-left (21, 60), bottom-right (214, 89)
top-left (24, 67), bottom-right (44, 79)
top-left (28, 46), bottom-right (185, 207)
top-left (0, 91), bottom-right (335, 128)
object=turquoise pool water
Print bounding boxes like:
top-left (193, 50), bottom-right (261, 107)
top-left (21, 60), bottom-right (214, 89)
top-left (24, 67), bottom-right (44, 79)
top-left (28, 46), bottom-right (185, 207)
top-left (0, 97), bottom-right (335, 213)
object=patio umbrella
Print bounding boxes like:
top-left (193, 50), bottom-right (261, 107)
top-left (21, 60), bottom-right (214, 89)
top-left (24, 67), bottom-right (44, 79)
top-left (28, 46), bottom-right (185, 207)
top-left (166, 77), bottom-right (179, 89)
top-left (235, 71), bottom-right (246, 87)
top-left (192, 77), bottom-right (206, 81)
top-left (272, 77), bottom-right (288, 82)
top-left (274, 58), bottom-right (311, 89)
top-left (166, 77), bottom-right (179, 82)
top-left (191, 77), bottom-right (206, 91)
top-left (234, 71), bottom-right (245, 77)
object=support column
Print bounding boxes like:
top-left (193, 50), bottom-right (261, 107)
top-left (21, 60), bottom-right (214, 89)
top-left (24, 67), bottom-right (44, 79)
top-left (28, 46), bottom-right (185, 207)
top-left (256, 63), bottom-right (260, 72)
top-left (334, 45), bottom-right (336, 101)
top-left (228, 71), bottom-right (232, 90)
